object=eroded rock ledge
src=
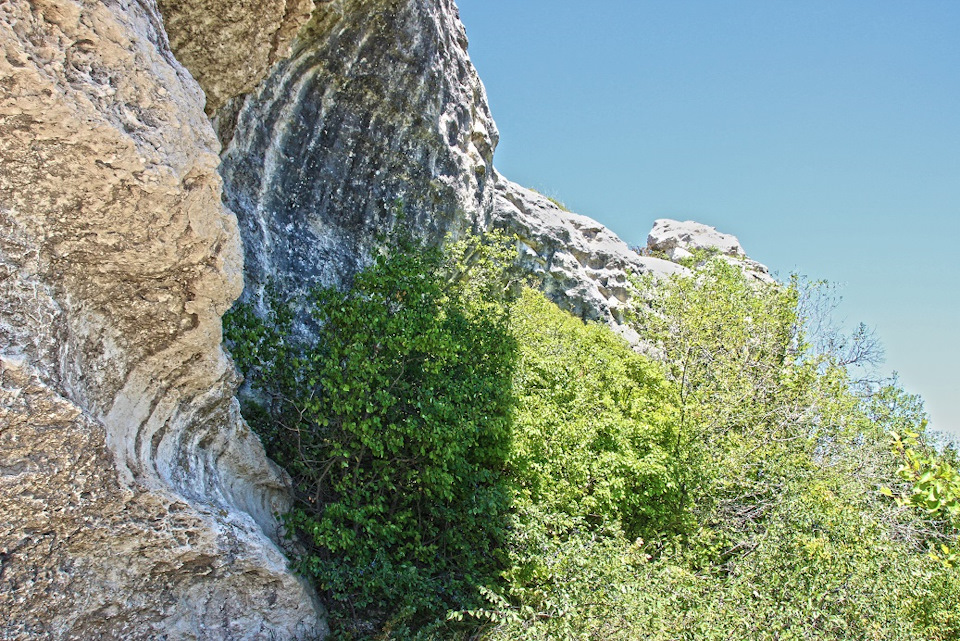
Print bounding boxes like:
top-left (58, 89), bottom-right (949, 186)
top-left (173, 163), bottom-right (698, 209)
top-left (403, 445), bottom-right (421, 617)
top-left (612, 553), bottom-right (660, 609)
top-left (156, 0), bottom-right (318, 114)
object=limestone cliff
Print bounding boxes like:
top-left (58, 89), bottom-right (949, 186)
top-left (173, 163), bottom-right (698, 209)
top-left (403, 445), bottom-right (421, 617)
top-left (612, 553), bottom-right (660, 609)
top-left (213, 0), bottom-right (682, 342)
top-left (218, 0), bottom-right (498, 313)
top-left (0, 1), bottom-right (321, 637)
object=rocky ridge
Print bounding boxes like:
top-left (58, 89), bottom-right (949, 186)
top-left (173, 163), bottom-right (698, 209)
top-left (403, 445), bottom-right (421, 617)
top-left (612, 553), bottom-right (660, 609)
top-left (490, 176), bottom-right (685, 342)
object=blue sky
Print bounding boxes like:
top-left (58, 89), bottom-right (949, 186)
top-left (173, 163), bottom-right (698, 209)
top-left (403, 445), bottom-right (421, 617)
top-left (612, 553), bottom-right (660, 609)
top-left (458, 1), bottom-right (960, 440)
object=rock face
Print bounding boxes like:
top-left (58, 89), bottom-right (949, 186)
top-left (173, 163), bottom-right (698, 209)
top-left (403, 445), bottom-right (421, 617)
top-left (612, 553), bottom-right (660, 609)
top-left (0, 360), bottom-right (319, 640)
top-left (0, 1), bottom-right (322, 637)
top-left (491, 177), bottom-right (685, 341)
top-left (156, 0), bottom-right (317, 114)
top-left (647, 218), bottom-right (773, 281)
top-left (205, 0), bottom-right (692, 343)
top-left (648, 218), bottom-right (745, 257)
top-left (219, 0), bottom-right (498, 312)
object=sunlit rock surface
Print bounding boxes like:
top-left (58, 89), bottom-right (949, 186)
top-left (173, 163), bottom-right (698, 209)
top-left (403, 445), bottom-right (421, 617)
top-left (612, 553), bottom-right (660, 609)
top-left (647, 218), bottom-right (773, 282)
top-left (648, 218), bottom-right (745, 256)
top-left (0, 1), bottom-right (322, 637)
top-left (491, 176), bottom-right (686, 343)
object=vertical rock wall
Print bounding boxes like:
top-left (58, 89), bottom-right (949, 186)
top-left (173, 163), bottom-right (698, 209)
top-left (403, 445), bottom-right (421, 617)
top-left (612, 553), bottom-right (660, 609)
top-left (212, 0), bottom-right (668, 343)
top-left (219, 0), bottom-right (498, 308)
top-left (0, 0), bottom-right (322, 637)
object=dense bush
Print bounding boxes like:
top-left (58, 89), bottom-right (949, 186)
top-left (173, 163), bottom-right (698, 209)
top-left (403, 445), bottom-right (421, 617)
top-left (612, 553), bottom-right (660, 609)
top-left (507, 287), bottom-right (684, 539)
top-left (225, 238), bottom-right (959, 639)
top-left (466, 288), bottom-right (686, 636)
top-left (224, 230), bottom-right (518, 637)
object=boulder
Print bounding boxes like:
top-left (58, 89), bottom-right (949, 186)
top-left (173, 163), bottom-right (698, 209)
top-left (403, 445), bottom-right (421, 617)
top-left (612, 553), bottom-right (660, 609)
top-left (647, 218), bottom-right (745, 256)
top-left (647, 218), bottom-right (773, 282)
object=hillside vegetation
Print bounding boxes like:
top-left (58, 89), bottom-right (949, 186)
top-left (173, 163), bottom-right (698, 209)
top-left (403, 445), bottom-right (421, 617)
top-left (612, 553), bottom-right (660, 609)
top-left (224, 232), bottom-right (959, 640)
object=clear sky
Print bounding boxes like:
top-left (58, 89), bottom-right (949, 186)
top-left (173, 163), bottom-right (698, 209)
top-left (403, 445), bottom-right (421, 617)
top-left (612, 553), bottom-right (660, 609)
top-left (458, 1), bottom-right (960, 441)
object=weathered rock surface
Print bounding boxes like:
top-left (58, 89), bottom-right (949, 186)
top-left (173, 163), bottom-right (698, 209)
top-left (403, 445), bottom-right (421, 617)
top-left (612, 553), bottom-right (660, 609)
top-left (647, 218), bottom-right (773, 282)
top-left (491, 176), bottom-right (686, 342)
top-left (0, 358), bottom-right (319, 640)
top-left (157, 0), bottom-right (317, 114)
top-left (0, 0), bottom-right (322, 637)
top-left (648, 218), bottom-right (745, 256)
top-left (219, 0), bottom-right (498, 312)
top-left (210, 0), bottom-right (684, 347)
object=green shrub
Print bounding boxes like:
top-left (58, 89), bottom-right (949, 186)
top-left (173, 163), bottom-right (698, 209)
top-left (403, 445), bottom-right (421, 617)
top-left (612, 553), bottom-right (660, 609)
top-left (224, 229), bottom-right (518, 637)
top-left (477, 259), bottom-right (959, 639)
top-left (226, 241), bottom-right (960, 639)
top-left (452, 288), bottom-right (688, 636)
top-left (507, 287), bottom-right (684, 540)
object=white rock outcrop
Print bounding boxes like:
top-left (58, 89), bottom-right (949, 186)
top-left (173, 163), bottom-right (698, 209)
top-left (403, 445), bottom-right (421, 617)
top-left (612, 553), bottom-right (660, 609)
top-left (647, 218), bottom-right (773, 282)
top-left (491, 176), bottom-right (686, 342)
top-left (648, 218), bottom-right (745, 256)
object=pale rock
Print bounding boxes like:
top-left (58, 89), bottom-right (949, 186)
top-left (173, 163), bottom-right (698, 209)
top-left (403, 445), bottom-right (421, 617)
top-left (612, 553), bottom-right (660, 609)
top-left (667, 246), bottom-right (694, 262)
top-left (648, 218), bottom-right (745, 256)
top-left (491, 176), bottom-right (687, 343)
top-left (157, 0), bottom-right (317, 114)
top-left (219, 0), bottom-right (498, 320)
top-left (0, 358), bottom-right (321, 640)
top-left (211, 0), bottom-right (677, 350)
top-left (648, 218), bottom-right (773, 283)
top-left (0, 0), bottom-right (323, 637)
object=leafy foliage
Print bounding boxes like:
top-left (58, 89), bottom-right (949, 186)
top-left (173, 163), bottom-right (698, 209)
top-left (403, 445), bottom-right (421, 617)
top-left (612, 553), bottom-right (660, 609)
top-left (462, 288), bottom-right (686, 636)
top-left (885, 401), bottom-right (960, 568)
top-left (225, 239), bottom-right (959, 640)
top-left (224, 229), bottom-right (518, 637)
top-left (475, 258), bottom-right (959, 639)
top-left (507, 288), bottom-right (684, 539)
